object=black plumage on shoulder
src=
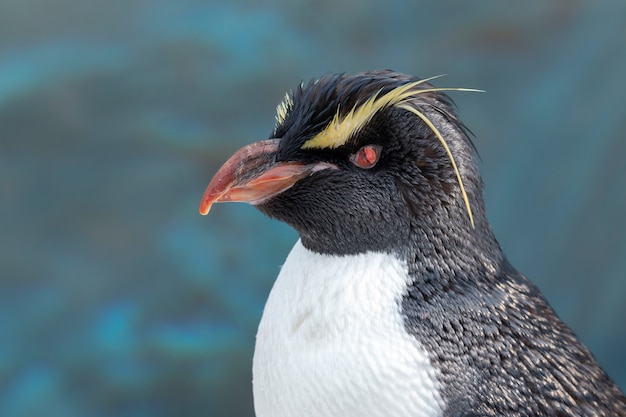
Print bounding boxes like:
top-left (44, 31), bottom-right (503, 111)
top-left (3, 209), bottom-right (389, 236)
top-left (403, 257), bottom-right (626, 416)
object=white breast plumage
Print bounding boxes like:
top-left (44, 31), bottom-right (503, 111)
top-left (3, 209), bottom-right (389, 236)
top-left (252, 240), bottom-right (444, 417)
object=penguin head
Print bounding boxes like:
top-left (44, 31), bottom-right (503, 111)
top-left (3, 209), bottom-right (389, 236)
top-left (201, 70), bottom-right (492, 256)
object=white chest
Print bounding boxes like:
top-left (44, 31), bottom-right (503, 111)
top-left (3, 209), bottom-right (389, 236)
top-left (252, 240), bottom-right (443, 417)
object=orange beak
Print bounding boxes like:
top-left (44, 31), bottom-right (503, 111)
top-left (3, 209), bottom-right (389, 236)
top-left (199, 139), bottom-right (334, 215)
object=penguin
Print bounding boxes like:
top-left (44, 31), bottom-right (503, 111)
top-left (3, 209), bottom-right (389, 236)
top-left (199, 70), bottom-right (626, 417)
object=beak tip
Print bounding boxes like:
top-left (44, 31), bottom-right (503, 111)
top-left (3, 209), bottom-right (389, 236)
top-left (199, 200), bottom-right (212, 216)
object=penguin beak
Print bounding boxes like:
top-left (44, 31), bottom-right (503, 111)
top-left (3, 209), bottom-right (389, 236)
top-left (199, 139), bottom-right (334, 215)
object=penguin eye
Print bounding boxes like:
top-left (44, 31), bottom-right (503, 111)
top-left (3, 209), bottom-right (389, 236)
top-left (349, 145), bottom-right (382, 169)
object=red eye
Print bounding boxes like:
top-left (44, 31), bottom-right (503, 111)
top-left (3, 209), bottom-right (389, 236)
top-left (350, 145), bottom-right (382, 169)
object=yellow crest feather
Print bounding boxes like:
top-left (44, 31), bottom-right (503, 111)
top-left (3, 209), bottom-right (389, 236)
top-left (302, 78), bottom-right (438, 150)
top-left (397, 103), bottom-right (475, 228)
top-left (276, 92), bottom-right (293, 125)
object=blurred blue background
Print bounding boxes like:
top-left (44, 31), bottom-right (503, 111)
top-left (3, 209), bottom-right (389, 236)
top-left (1, 1), bottom-right (625, 416)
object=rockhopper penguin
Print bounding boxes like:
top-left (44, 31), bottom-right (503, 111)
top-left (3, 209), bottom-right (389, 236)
top-left (199, 70), bottom-right (626, 417)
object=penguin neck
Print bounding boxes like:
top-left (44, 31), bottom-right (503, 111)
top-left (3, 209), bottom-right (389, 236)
top-left (405, 205), bottom-right (506, 292)
top-left (296, 201), bottom-right (505, 288)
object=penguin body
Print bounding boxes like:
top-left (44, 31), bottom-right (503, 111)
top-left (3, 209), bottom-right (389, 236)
top-left (199, 70), bottom-right (626, 416)
top-left (253, 240), bottom-right (442, 417)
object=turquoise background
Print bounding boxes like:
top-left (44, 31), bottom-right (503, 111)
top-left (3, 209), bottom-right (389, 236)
top-left (1, 1), bottom-right (625, 416)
